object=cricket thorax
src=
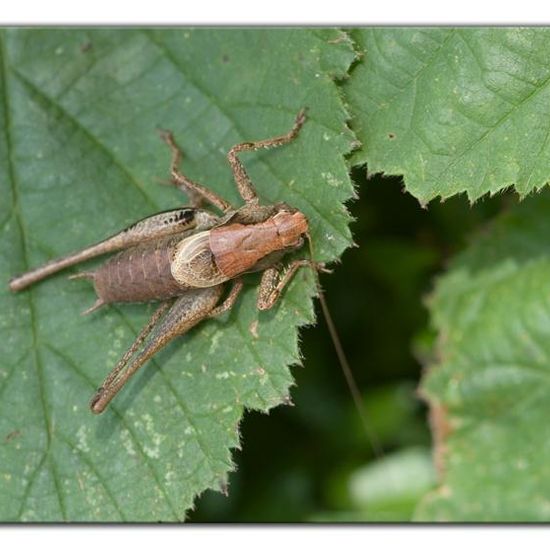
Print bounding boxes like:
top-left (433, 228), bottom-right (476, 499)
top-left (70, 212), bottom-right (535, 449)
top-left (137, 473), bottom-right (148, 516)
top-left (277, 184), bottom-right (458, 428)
top-left (209, 209), bottom-right (309, 278)
top-left (170, 209), bottom-right (309, 287)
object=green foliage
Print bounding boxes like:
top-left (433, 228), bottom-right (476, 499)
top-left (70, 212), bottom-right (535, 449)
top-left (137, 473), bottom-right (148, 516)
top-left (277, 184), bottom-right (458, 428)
top-left (310, 447), bottom-right (436, 522)
top-left (4, 26), bottom-right (550, 524)
top-left (417, 192), bottom-right (550, 521)
top-left (345, 28), bottom-right (550, 203)
top-left (0, 28), bottom-right (356, 521)
top-left (347, 447), bottom-right (436, 521)
top-left (345, 27), bottom-right (550, 522)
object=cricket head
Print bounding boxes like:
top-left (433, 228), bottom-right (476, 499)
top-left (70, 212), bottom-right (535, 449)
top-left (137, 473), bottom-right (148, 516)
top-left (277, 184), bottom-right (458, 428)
top-left (263, 203), bottom-right (309, 249)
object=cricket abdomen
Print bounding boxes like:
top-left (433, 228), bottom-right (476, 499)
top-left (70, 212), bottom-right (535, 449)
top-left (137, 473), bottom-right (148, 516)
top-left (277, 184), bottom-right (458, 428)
top-left (92, 235), bottom-right (187, 304)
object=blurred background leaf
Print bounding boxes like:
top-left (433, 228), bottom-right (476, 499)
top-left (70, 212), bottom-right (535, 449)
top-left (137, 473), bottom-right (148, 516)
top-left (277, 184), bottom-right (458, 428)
top-left (417, 191), bottom-right (550, 521)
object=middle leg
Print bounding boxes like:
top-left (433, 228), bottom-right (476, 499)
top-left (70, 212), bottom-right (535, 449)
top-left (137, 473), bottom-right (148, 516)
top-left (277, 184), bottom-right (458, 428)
top-left (159, 129), bottom-right (234, 213)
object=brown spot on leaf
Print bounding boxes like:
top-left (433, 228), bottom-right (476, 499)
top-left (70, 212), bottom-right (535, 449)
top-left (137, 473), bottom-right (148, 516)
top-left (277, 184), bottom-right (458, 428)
top-left (429, 402), bottom-right (452, 479)
top-left (4, 430), bottom-right (21, 444)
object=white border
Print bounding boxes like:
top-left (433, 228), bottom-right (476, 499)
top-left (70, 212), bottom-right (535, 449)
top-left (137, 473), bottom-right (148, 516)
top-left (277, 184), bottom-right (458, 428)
top-left (3, 6), bottom-right (550, 540)
top-left (1, 0), bottom-right (550, 24)
top-left (3, 525), bottom-right (550, 550)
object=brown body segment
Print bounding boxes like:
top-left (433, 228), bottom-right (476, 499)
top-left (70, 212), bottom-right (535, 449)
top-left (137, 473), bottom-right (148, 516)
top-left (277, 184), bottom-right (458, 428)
top-left (93, 235), bottom-right (186, 304)
top-left (209, 210), bottom-right (308, 278)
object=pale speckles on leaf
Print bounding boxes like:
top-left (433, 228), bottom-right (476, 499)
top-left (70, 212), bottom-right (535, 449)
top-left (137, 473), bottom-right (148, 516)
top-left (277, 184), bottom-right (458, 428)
top-left (255, 367), bottom-right (267, 386)
top-left (138, 414), bottom-right (167, 458)
top-left (321, 172), bottom-right (342, 188)
top-left (76, 425), bottom-right (90, 453)
top-left (144, 444), bottom-right (161, 460)
top-left (516, 458), bottom-right (529, 471)
top-left (209, 331), bottom-right (223, 355)
top-left (141, 413), bottom-right (154, 433)
top-left (249, 320), bottom-right (259, 339)
top-left (176, 443), bottom-right (186, 459)
top-left (120, 429), bottom-right (137, 457)
top-left (165, 470), bottom-right (176, 485)
top-left (107, 326), bottom-right (127, 359)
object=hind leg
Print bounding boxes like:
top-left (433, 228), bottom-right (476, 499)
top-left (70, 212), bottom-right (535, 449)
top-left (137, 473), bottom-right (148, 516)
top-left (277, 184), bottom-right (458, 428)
top-left (90, 285), bottom-right (225, 414)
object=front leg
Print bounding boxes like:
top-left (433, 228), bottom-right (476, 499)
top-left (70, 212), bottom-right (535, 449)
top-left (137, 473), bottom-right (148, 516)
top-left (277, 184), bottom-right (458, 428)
top-left (256, 259), bottom-right (324, 311)
top-left (159, 129), bottom-right (234, 213)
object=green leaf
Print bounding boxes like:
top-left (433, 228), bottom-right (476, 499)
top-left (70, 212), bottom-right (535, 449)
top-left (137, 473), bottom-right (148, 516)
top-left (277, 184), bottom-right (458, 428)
top-left (348, 447), bottom-right (436, 521)
top-left (309, 447), bottom-right (436, 522)
top-left (345, 28), bottom-right (550, 203)
top-left (416, 191), bottom-right (550, 521)
top-left (0, 28), bottom-right (356, 521)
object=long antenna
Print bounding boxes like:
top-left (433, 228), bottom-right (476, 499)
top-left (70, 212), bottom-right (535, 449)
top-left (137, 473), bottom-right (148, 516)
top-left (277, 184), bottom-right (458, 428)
top-left (306, 234), bottom-right (383, 459)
